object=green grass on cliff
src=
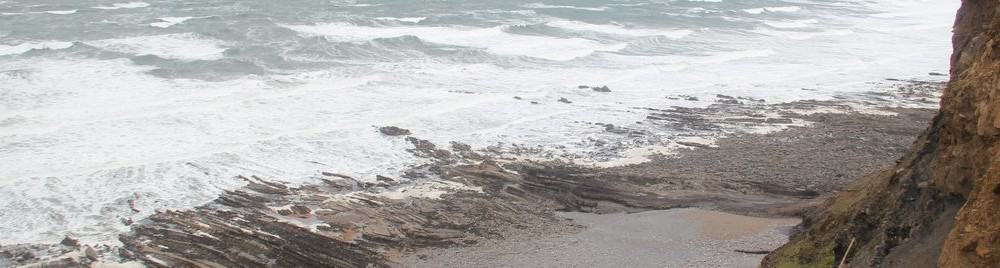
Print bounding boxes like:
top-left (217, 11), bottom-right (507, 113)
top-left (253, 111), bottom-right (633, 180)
top-left (771, 237), bottom-right (836, 268)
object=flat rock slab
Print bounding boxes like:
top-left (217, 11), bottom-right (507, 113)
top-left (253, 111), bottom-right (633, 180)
top-left (399, 208), bottom-right (799, 268)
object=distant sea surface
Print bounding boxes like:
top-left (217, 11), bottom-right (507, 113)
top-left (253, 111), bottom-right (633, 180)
top-left (0, 0), bottom-right (957, 244)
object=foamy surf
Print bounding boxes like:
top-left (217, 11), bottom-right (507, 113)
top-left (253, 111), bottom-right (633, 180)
top-left (754, 28), bottom-right (855, 40)
top-left (149, 17), bottom-right (196, 28)
top-left (521, 3), bottom-right (608, 11)
top-left (743, 6), bottom-right (802, 14)
top-left (0, 41), bottom-right (73, 56)
top-left (546, 20), bottom-right (693, 38)
top-left (43, 10), bottom-right (77, 15)
top-left (92, 2), bottom-right (150, 10)
top-left (375, 17), bottom-right (427, 23)
top-left (282, 23), bottom-right (627, 60)
top-left (764, 19), bottom-right (820, 29)
top-left (595, 49), bottom-right (775, 68)
top-left (85, 33), bottom-right (226, 60)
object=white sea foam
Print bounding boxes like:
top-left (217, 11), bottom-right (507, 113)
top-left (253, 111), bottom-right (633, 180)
top-left (374, 17), bottom-right (427, 23)
top-left (546, 20), bottom-right (693, 38)
top-left (86, 33), bottom-right (226, 60)
top-left (0, 41), bottom-right (73, 56)
top-left (609, 3), bottom-right (649, 6)
top-left (283, 23), bottom-right (625, 60)
top-left (871, 12), bottom-right (911, 18)
top-left (377, 180), bottom-right (483, 199)
top-left (754, 28), bottom-right (854, 40)
top-left (600, 49), bottom-right (775, 66)
top-left (521, 3), bottom-right (608, 11)
top-left (150, 17), bottom-right (196, 28)
top-left (0, 58), bottom-right (421, 244)
top-left (766, 6), bottom-right (802, 12)
top-left (764, 19), bottom-right (819, 28)
top-left (743, 6), bottom-right (802, 14)
top-left (5, 9), bottom-right (82, 16)
top-left (92, 2), bottom-right (150, 10)
top-left (44, 10), bottom-right (77, 15)
top-left (703, 49), bottom-right (776, 63)
top-left (686, 7), bottom-right (718, 14)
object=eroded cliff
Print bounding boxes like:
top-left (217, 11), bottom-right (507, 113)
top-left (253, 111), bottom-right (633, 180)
top-left (763, 1), bottom-right (1000, 267)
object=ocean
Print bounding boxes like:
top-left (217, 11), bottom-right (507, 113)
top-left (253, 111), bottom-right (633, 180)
top-left (0, 0), bottom-right (956, 245)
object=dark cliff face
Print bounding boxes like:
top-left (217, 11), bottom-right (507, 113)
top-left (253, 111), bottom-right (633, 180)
top-left (763, 1), bottom-right (1000, 267)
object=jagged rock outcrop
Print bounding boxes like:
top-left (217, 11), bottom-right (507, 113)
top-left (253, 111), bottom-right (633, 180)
top-left (762, 1), bottom-right (1000, 267)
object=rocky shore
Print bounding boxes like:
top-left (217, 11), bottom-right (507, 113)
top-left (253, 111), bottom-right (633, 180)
top-left (0, 80), bottom-right (941, 267)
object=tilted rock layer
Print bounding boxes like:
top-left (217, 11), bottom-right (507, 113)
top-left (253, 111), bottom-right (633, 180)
top-left (763, 1), bottom-right (1000, 267)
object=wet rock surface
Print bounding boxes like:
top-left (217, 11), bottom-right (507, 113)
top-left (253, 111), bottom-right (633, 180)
top-left (379, 126), bottom-right (412, 136)
top-left (616, 107), bottom-right (935, 197)
top-left (592, 86), bottom-right (612, 92)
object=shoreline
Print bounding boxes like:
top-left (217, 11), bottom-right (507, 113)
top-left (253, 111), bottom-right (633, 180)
top-left (1, 80), bottom-right (941, 267)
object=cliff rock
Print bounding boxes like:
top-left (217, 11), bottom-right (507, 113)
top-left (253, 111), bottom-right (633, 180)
top-left (762, 0), bottom-right (1000, 267)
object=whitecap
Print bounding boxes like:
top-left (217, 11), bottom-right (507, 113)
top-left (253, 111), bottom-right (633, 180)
top-left (753, 28), bottom-right (854, 40)
top-left (150, 17), bottom-right (195, 28)
top-left (767, 6), bottom-right (802, 12)
top-left (601, 49), bottom-right (775, 66)
top-left (743, 6), bottom-right (801, 14)
top-left (86, 33), bottom-right (226, 60)
top-left (545, 20), bottom-right (692, 39)
top-left (0, 41), bottom-right (74, 56)
top-left (764, 19), bottom-right (819, 28)
top-left (521, 3), bottom-right (608, 11)
top-left (282, 23), bottom-right (625, 61)
top-left (44, 10), bottom-right (77, 15)
top-left (374, 17), bottom-right (427, 23)
top-left (609, 3), bottom-right (649, 6)
top-left (92, 2), bottom-right (151, 10)
top-left (686, 8), bottom-right (718, 14)
top-left (870, 12), bottom-right (911, 18)
top-left (702, 49), bottom-right (776, 63)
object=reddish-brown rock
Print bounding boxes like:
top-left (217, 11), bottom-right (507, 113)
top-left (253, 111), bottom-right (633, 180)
top-left (763, 1), bottom-right (1000, 267)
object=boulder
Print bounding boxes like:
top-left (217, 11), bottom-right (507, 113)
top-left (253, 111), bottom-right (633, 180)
top-left (378, 126), bottom-right (411, 136)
